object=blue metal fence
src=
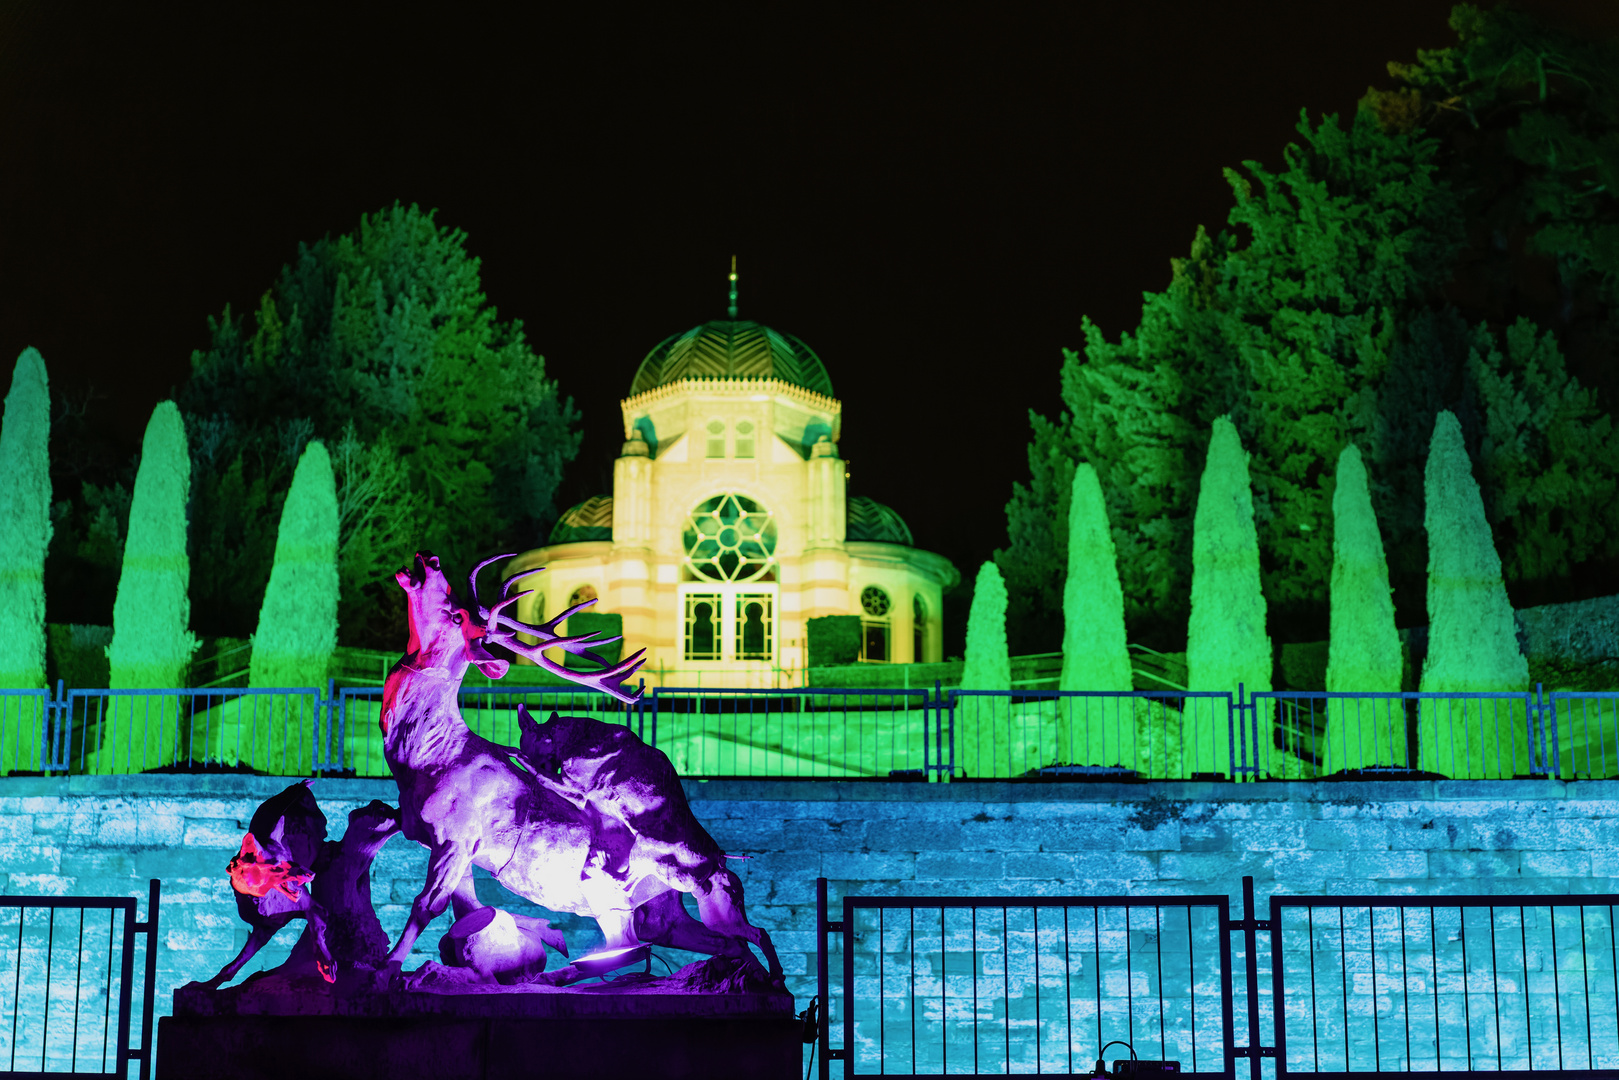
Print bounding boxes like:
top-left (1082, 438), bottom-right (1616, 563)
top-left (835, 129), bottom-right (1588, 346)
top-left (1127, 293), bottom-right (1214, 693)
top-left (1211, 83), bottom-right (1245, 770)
top-left (4, 681), bottom-right (1618, 781)
top-left (816, 875), bottom-right (1619, 1078)
top-left (645, 686), bottom-right (937, 779)
top-left (0, 881), bottom-right (160, 1080)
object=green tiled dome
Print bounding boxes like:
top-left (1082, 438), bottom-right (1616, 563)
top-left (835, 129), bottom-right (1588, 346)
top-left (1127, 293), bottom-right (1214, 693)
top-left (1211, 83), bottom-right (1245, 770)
top-left (629, 320), bottom-right (834, 398)
top-left (846, 496), bottom-right (913, 546)
top-left (549, 495), bottom-right (613, 543)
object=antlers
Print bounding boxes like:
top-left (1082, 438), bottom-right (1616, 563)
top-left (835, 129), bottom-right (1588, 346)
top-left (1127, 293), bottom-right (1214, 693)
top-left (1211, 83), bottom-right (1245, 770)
top-left (468, 555), bottom-right (647, 706)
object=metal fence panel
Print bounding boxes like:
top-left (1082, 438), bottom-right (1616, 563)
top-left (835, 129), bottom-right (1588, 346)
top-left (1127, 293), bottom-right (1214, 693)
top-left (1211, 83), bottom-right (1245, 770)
top-left (820, 883), bottom-right (1236, 1078)
top-left (647, 687), bottom-right (933, 779)
top-left (63, 689), bottom-right (324, 775)
top-left (1271, 890), bottom-right (1619, 1080)
top-left (1547, 691), bottom-right (1619, 780)
top-left (1250, 690), bottom-right (1551, 782)
top-left (0, 881), bottom-right (159, 1080)
top-left (945, 690), bottom-right (1237, 781)
top-left (0, 690), bottom-right (53, 777)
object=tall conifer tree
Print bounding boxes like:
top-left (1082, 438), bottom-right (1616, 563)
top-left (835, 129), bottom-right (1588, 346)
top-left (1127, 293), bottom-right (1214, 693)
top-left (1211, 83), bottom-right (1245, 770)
top-left (1059, 463), bottom-right (1135, 767)
top-left (0, 349), bottom-right (52, 687)
top-left (101, 402), bottom-right (198, 772)
top-left (0, 349), bottom-right (52, 776)
top-left (960, 560), bottom-right (1012, 778)
top-left (1419, 410), bottom-right (1530, 778)
top-left (244, 441), bottom-right (338, 773)
top-left (1186, 417), bottom-right (1272, 777)
top-left (1322, 444), bottom-right (1404, 773)
top-left (961, 561), bottom-right (1011, 691)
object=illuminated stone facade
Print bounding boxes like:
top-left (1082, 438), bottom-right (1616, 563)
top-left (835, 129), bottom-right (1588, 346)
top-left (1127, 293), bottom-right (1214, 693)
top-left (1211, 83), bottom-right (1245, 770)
top-left (505, 320), bottom-right (958, 687)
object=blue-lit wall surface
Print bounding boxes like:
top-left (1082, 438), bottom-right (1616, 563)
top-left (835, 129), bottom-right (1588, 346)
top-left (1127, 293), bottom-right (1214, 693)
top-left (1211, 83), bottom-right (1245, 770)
top-left (1, 774), bottom-right (1613, 1053)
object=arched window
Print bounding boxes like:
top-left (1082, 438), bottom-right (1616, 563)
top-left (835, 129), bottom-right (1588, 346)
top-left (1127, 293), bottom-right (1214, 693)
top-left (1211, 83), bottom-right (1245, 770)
top-left (860, 585), bottom-right (890, 662)
top-left (734, 419), bottom-right (755, 459)
top-left (683, 493), bottom-right (777, 582)
top-left (735, 594), bottom-right (773, 659)
top-left (706, 419), bottom-right (726, 458)
top-left (567, 585), bottom-right (599, 612)
top-left (913, 594), bottom-right (927, 663)
top-left (685, 595), bottom-right (720, 660)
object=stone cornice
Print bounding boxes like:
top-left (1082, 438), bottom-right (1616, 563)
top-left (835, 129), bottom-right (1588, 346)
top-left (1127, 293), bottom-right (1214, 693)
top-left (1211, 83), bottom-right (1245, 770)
top-left (620, 377), bottom-right (842, 434)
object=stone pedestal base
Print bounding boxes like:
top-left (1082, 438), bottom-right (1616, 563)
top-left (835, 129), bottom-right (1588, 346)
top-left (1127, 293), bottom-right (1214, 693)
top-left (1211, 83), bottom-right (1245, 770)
top-left (157, 976), bottom-right (799, 1080)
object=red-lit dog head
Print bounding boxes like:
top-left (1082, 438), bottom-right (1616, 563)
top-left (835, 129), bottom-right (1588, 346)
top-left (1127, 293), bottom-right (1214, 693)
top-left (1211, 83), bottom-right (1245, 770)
top-left (227, 832), bottom-right (314, 901)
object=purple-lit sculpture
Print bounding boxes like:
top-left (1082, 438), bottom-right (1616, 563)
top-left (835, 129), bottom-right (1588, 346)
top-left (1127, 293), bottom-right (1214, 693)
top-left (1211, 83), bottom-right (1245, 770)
top-left (379, 551), bottom-right (782, 988)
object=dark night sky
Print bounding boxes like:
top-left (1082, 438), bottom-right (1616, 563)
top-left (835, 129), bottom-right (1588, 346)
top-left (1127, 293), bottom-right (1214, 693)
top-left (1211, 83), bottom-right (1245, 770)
top-left (5, 2), bottom-right (1618, 613)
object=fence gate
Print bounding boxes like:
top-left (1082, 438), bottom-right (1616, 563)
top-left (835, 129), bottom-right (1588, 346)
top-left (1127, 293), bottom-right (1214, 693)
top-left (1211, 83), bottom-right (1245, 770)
top-left (818, 876), bottom-right (1619, 1079)
top-left (0, 881), bottom-right (160, 1080)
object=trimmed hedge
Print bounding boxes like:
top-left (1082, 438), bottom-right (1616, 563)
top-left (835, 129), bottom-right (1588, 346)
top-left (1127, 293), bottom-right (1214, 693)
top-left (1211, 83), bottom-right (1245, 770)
top-left (807, 615), bottom-right (862, 668)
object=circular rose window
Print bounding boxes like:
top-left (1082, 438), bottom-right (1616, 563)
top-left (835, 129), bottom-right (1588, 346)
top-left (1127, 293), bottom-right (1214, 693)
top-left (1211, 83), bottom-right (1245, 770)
top-left (683, 494), bottom-right (777, 582)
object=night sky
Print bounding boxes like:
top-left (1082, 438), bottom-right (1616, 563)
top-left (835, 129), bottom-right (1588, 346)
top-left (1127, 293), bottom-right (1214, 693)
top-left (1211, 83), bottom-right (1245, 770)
top-left (5, 3), bottom-right (1617, 636)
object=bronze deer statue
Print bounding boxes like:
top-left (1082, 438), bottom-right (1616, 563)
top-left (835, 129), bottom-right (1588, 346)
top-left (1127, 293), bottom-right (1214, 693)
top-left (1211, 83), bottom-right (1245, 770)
top-left (380, 552), bottom-right (782, 987)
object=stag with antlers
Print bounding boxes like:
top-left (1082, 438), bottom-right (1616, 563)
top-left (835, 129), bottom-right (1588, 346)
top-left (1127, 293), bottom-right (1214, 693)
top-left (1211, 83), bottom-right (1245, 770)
top-left (379, 551), bottom-right (782, 988)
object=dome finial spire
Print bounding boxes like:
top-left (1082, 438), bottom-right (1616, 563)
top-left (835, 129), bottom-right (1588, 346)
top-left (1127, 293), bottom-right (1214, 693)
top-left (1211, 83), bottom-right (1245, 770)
top-left (727, 255), bottom-right (738, 320)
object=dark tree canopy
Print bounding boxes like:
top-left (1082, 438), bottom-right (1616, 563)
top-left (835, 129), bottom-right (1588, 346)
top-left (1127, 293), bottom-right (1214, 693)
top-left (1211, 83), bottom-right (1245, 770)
top-left (50, 204), bottom-right (582, 648)
top-left (998, 5), bottom-right (1619, 653)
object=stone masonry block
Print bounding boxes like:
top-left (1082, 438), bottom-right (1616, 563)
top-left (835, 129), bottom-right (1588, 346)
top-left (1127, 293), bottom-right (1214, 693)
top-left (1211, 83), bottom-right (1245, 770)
top-left (1270, 850), bottom-right (1354, 881)
top-left (1042, 819), bottom-right (1178, 851)
top-left (822, 851), bottom-right (915, 882)
top-left (0, 815), bottom-right (31, 839)
top-left (1521, 850), bottom-right (1592, 877)
top-left (167, 927), bottom-right (237, 952)
top-left (781, 819), bottom-right (868, 851)
top-left (184, 818), bottom-right (247, 849)
top-left (914, 851), bottom-right (1004, 880)
top-left (1304, 820), bottom-right (1389, 851)
top-left (7, 873), bottom-right (74, 894)
top-left (1178, 823), bottom-right (1231, 852)
top-left (0, 840), bottom-right (61, 875)
top-left (1004, 852), bottom-right (1076, 880)
top-left (1428, 850), bottom-right (1521, 878)
top-left (1158, 851), bottom-right (1272, 883)
top-left (1225, 822), bottom-right (1307, 850)
top-left (1349, 851), bottom-right (1429, 880)
top-left (1066, 852), bottom-right (1156, 880)
top-left (958, 818), bottom-right (1042, 852)
top-left (863, 817), bottom-right (962, 852)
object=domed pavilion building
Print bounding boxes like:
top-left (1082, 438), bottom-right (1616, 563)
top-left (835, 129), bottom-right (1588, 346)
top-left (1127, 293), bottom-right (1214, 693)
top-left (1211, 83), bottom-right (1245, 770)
top-left (504, 310), bottom-right (958, 688)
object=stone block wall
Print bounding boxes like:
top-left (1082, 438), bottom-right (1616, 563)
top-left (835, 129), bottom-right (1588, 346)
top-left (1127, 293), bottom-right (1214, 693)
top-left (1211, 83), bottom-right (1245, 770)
top-left (4, 773), bottom-right (1619, 1069)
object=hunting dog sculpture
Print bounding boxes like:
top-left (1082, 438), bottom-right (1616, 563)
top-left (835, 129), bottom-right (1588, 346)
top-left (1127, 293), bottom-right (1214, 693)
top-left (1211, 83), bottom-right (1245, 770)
top-left (193, 782), bottom-right (405, 990)
top-left (381, 552), bottom-right (782, 987)
top-left (199, 780), bottom-right (336, 988)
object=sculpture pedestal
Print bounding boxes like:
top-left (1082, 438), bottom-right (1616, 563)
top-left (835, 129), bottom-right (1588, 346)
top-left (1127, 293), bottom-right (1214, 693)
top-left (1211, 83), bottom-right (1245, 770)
top-left (158, 975), bottom-right (799, 1080)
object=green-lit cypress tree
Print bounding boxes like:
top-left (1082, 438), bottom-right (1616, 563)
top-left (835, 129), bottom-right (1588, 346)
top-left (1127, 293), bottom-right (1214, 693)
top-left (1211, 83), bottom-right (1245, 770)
top-left (241, 440), bottom-right (338, 773)
top-left (0, 349), bottom-right (51, 687)
top-left (1419, 410), bottom-right (1530, 778)
top-left (962, 561), bottom-right (1010, 691)
top-left (0, 349), bottom-right (52, 775)
top-left (959, 561), bottom-right (1010, 776)
top-left (1059, 463), bottom-right (1135, 768)
top-left (99, 401), bottom-right (198, 772)
top-left (1322, 444), bottom-right (1404, 773)
top-left (1186, 416), bottom-right (1272, 777)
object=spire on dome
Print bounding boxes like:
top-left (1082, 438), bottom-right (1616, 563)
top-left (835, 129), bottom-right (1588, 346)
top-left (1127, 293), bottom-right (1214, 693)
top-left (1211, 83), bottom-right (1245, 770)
top-left (727, 255), bottom-right (738, 320)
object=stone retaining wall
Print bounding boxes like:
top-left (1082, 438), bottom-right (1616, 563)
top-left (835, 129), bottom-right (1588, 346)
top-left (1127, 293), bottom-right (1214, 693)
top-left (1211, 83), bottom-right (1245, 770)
top-left (3, 774), bottom-right (1618, 1066)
